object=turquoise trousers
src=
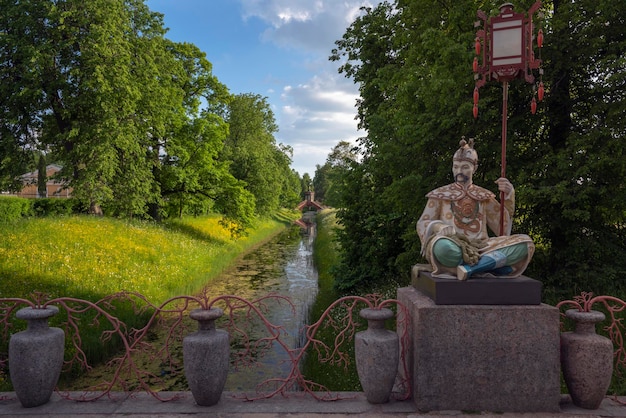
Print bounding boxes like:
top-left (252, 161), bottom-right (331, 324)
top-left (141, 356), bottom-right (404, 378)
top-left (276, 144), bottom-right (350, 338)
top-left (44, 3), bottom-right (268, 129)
top-left (433, 238), bottom-right (528, 267)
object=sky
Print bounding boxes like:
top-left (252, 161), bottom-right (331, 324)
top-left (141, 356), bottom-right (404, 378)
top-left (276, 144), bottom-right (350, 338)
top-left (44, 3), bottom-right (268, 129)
top-left (146, 0), bottom-right (382, 177)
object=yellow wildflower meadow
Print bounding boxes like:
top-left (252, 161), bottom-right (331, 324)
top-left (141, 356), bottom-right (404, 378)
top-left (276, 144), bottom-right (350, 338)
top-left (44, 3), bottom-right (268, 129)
top-left (0, 213), bottom-right (295, 303)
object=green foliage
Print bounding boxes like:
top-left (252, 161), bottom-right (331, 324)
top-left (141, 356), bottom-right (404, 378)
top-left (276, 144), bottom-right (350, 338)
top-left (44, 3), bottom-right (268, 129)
top-left (37, 154), bottom-right (47, 198)
top-left (311, 166), bottom-right (327, 202)
top-left (0, 0), bottom-right (273, 232)
top-left (300, 172), bottom-right (313, 198)
top-left (221, 94), bottom-right (300, 214)
top-left (313, 141), bottom-right (359, 207)
top-left (277, 151), bottom-right (303, 209)
top-left (0, 197), bottom-right (33, 222)
top-left (151, 42), bottom-right (252, 225)
top-left (32, 198), bottom-right (80, 217)
top-left (303, 209), bottom-right (359, 390)
top-left (330, 0), bottom-right (462, 289)
top-left (328, 0), bottom-right (626, 293)
top-left (516, 0), bottom-right (626, 296)
top-left (212, 173), bottom-right (256, 237)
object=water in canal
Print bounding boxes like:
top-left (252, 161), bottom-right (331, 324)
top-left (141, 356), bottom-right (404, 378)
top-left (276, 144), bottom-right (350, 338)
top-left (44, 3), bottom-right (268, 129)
top-left (205, 224), bottom-right (319, 391)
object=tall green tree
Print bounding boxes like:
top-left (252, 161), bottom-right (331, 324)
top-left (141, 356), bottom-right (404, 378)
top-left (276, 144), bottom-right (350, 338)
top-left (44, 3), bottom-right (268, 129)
top-left (274, 144), bottom-right (302, 209)
top-left (313, 140), bottom-right (358, 207)
top-left (37, 153), bottom-right (47, 198)
top-left (329, 0), bottom-right (626, 293)
top-left (311, 164), bottom-right (328, 203)
top-left (221, 93), bottom-right (296, 214)
top-left (301, 172), bottom-right (313, 197)
top-left (330, 0), bottom-right (480, 289)
top-left (517, 0), bottom-right (626, 297)
top-left (1, 0), bottom-right (259, 231)
top-left (0, 0), bottom-right (50, 192)
top-left (151, 41), bottom-right (255, 230)
top-left (0, 0), bottom-right (164, 214)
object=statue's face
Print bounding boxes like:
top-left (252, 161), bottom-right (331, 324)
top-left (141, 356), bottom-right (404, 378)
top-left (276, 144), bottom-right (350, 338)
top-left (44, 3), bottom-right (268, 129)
top-left (452, 160), bottom-right (475, 185)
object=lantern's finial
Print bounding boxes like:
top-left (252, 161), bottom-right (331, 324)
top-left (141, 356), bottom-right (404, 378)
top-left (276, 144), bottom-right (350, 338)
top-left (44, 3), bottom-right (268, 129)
top-left (499, 3), bottom-right (515, 13)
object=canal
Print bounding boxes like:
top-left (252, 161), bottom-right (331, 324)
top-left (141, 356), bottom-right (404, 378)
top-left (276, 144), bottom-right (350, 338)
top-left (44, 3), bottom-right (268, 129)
top-left (205, 224), bottom-right (319, 391)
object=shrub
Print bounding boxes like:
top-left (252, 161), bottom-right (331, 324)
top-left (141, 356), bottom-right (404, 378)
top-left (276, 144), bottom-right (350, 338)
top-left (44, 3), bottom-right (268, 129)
top-left (0, 196), bottom-right (33, 222)
top-left (33, 198), bottom-right (79, 217)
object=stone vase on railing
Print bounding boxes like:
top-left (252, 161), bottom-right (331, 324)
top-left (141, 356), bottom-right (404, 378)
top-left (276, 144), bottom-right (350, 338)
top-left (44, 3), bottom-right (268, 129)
top-left (355, 307), bottom-right (399, 404)
top-left (9, 306), bottom-right (65, 408)
top-left (183, 307), bottom-right (229, 406)
top-left (560, 309), bottom-right (613, 409)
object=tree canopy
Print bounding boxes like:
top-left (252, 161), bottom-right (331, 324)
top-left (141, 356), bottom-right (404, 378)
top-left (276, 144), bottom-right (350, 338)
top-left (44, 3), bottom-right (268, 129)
top-left (220, 93), bottom-right (301, 215)
top-left (313, 140), bottom-right (359, 208)
top-left (328, 0), bottom-right (626, 295)
top-left (0, 0), bottom-right (301, 233)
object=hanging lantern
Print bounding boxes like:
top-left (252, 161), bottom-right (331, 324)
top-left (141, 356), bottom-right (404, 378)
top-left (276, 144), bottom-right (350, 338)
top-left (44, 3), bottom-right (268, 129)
top-left (537, 29), bottom-right (544, 48)
top-left (473, 57), bottom-right (479, 73)
top-left (475, 37), bottom-right (481, 55)
top-left (530, 97), bottom-right (537, 114)
top-left (473, 104), bottom-right (479, 119)
top-left (473, 87), bottom-right (479, 105)
top-left (538, 81), bottom-right (545, 101)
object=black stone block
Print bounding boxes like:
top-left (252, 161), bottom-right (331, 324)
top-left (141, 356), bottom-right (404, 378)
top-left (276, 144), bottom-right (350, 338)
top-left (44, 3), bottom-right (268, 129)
top-left (411, 265), bottom-right (542, 305)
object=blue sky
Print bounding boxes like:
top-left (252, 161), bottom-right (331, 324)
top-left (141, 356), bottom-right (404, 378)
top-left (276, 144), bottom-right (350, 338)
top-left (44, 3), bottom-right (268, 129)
top-left (146, 0), bottom-right (382, 176)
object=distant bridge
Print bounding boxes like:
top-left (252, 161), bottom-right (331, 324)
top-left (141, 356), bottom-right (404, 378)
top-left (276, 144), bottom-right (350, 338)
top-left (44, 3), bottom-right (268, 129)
top-left (295, 191), bottom-right (324, 212)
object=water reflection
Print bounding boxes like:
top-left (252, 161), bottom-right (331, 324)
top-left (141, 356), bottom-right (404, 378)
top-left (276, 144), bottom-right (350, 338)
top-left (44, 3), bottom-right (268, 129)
top-left (204, 225), bottom-right (319, 391)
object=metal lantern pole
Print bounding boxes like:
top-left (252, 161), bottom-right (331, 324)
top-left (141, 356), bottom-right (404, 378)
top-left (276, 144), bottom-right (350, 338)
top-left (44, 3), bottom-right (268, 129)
top-left (500, 81), bottom-right (508, 235)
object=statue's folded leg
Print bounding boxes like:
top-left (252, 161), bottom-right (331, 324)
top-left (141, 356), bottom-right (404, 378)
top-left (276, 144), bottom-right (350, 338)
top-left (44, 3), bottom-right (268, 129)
top-left (432, 238), bottom-right (463, 267)
top-left (457, 242), bottom-right (529, 281)
top-left (501, 241), bottom-right (530, 264)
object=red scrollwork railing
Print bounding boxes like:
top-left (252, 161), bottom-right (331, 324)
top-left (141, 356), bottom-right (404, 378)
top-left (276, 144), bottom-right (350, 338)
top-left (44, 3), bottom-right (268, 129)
top-left (0, 291), bottom-right (410, 402)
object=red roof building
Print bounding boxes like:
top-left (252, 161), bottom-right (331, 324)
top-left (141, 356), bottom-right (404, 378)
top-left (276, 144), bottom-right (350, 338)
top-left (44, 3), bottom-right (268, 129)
top-left (14, 164), bottom-right (72, 198)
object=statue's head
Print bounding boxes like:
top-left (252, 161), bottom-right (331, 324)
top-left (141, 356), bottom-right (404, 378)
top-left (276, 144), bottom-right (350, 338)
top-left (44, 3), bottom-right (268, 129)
top-left (452, 137), bottom-right (478, 185)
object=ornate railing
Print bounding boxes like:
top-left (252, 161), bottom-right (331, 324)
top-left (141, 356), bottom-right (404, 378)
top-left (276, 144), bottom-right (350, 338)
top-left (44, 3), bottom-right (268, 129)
top-left (0, 291), bottom-right (411, 404)
top-left (6, 289), bottom-right (626, 409)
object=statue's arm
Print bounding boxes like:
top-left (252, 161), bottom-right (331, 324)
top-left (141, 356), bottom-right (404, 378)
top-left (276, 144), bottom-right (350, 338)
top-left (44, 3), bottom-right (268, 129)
top-left (495, 177), bottom-right (516, 216)
top-left (487, 178), bottom-right (516, 236)
top-left (416, 198), bottom-right (446, 245)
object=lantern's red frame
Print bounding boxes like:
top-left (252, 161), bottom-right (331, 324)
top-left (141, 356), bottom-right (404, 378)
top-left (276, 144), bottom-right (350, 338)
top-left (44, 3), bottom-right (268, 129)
top-left (490, 5), bottom-right (526, 80)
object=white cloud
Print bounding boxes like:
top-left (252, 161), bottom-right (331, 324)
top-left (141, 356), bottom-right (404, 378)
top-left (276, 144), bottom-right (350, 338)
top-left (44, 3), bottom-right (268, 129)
top-left (240, 0), bottom-right (325, 26)
top-left (241, 0), bottom-right (377, 53)
top-left (276, 71), bottom-right (363, 175)
top-left (237, 0), bottom-right (380, 175)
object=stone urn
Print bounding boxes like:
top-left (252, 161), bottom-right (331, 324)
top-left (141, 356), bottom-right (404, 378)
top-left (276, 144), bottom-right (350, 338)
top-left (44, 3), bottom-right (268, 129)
top-left (560, 309), bottom-right (613, 409)
top-left (9, 306), bottom-right (65, 408)
top-left (183, 307), bottom-right (229, 406)
top-left (355, 307), bottom-right (399, 404)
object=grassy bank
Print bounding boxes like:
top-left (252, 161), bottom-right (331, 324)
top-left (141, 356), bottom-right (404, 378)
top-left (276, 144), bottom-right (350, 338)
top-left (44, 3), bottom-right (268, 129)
top-left (303, 209), bottom-right (361, 390)
top-left (0, 211), bottom-right (298, 302)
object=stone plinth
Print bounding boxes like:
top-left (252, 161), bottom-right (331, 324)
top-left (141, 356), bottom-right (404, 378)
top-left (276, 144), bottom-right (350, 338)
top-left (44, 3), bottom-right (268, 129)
top-left (411, 265), bottom-right (542, 305)
top-left (397, 286), bottom-right (561, 413)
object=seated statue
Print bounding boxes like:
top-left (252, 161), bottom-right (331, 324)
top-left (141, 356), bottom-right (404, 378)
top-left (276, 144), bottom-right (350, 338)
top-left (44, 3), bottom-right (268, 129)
top-left (416, 138), bottom-right (534, 280)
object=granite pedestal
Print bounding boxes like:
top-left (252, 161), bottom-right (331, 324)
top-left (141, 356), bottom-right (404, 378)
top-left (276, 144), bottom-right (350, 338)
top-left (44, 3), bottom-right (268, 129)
top-left (397, 271), bottom-right (561, 413)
